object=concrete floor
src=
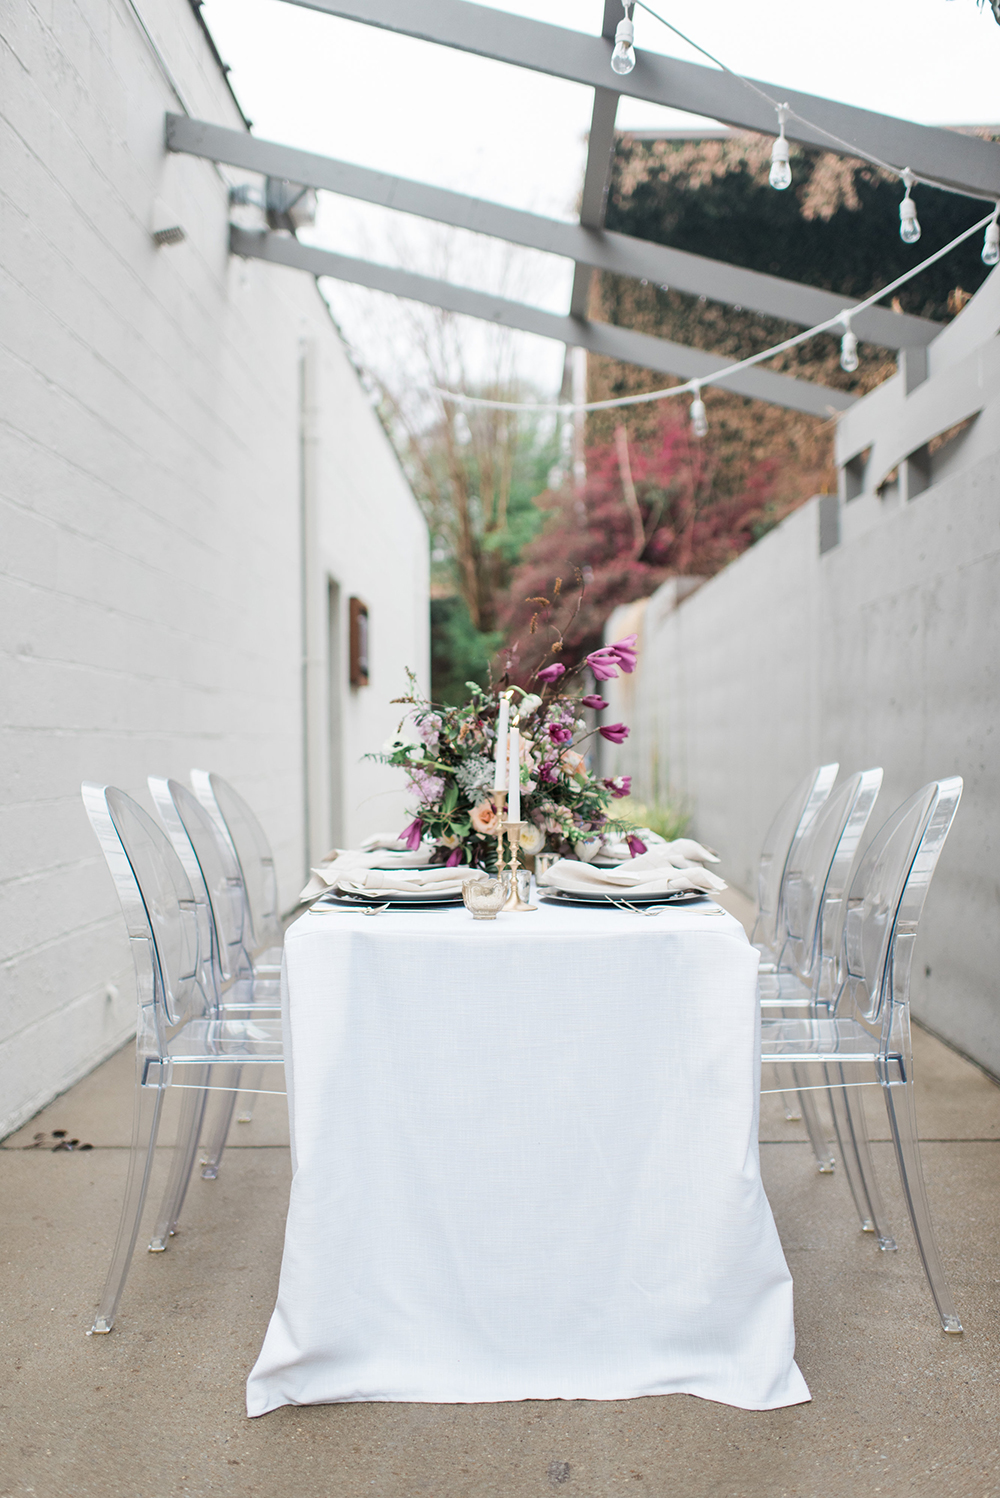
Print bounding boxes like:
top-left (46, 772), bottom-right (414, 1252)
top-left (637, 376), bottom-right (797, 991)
top-left (2, 895), bottom-right (999, 1497)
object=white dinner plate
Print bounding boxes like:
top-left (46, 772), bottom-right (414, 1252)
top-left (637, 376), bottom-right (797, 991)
top-left (539, 889), bottom-right (708, 909)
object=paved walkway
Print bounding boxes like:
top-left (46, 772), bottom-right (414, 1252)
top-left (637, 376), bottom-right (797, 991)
top-left (2, 896), bottom-right (998, 1497)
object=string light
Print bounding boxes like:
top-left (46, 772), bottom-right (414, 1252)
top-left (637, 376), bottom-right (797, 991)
top-left (839, 316), bottom-right (859, 373)
top-left (983, 207), bottom-right (1000, 266)
top-left (899, 169), bottom-right (921, 245)
top-left (689, 387), bottom-right (708, 438)
top-left (769, 105), bottom-right (792, 191)
top-left (429, 213), bottom-right (993, 417)
top-left (610, 3), bottom-right (636, 75)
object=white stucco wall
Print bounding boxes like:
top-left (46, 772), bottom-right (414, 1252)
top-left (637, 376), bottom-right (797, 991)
top-left (603, 443), bottom-right (1000, 1074)
top-left (0, 0), bottom-right (429, 1137)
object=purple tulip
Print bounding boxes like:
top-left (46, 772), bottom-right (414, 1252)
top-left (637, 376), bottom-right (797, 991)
top-left (536, 662), bottom-right (566, 684)
top-left (399, 817), bottom-right (423, 851)
top-left (609, 633), bottom-right (639, 674)
top-left (603, 775), bottom-right (632, 799)
top-left (581, 693), bottom-right (609, 711)
top-left (585, 648), bottom-right (619, 682)
top-left (445, 847), bottom-right (462, 867)
top-left (627, 834), bottom-right (648, 858)
top-left (598, 722), bottom-right (630, 744)
top-left (547, 723), bottom-right (573, 745)
top-left (539, 759), bottom-right (558, 784)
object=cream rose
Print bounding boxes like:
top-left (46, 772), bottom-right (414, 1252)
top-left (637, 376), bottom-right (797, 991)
top-left (519, 823), bottom-right (546, 855)
top-left (470, 799), bottom-right (502, 836)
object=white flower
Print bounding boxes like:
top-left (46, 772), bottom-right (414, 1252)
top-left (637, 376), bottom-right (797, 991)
top-left (518, 693), bottom-right (543, 718)
top-left (519, 823), bottom-right (546, 855)
top-left (383, 732), bottom-right (422, 758)
top-left (437, 832), bottom-right (460, 849)
top-left (573, 837), bottom-right (603, 863)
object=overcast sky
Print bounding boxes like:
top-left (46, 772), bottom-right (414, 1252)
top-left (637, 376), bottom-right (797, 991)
top-left (203, 0), bottom-right (1000, 396)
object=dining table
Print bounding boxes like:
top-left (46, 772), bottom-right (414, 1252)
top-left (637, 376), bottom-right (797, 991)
top-left (246, 890), bottom-right (810, 1415)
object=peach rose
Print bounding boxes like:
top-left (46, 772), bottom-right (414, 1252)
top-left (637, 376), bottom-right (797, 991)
top-left (470, 798), bottom-right (502, 835)
top-left (559, 748), bottom-right (586, 780)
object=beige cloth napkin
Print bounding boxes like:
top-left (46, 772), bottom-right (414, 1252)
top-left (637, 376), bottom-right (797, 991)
top-left (335, 866), bottom-right (488, 898)
top-left (542, 843), bottom-right (727, 897)
top-left (299, 836), bottom-right (434, 903)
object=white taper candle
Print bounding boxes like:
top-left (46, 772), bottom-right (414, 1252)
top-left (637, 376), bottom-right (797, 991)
top-left (507, 723), bottom-right (520, 822)
top-left (493, 694), bottom-right (510, 793)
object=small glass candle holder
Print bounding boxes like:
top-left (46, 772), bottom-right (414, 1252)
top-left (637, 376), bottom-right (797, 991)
top-left (462, 877), bottom-right (507, 920)
top-left (501, 868), bottom-right (534, 907)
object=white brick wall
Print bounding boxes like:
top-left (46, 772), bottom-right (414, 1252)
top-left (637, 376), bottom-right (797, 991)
top-left (0, 0), bottom-right (430, 1137)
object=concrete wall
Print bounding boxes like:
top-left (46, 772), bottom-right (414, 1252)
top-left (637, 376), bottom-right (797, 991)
top-left (0, 0), bottom-right (429, 1137)
top-left (603, 276), bottom-right (1000, 1075)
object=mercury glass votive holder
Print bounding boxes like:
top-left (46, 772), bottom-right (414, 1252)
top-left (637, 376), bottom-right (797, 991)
top-left (462, 877), bottom-right (506, 920)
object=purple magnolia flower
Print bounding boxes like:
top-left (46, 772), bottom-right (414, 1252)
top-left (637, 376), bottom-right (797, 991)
top-left (603, 775), bottom-right (632, 799)
top-left (581, 693), bottom-right (609, 711)
top-left (585, 648), bottom-right (620, 682)
top-left (445, 847), bottom-right (462, 867)
top-left (627, 834), bottom-right (648, 858)
top-left (536, 662), bottom-right (566, 684)
top-left (399, 817), bottom-right (423, 851)
top-left (610, 633), bottom-right (639, 674)
top-left (598, 722), bottom-right (630, 744)
top-left (547, 723), bottom-right (573, 745)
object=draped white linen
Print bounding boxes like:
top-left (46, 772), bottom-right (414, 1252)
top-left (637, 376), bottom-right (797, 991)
top-left (247, 900), bottom-right (809, 1415)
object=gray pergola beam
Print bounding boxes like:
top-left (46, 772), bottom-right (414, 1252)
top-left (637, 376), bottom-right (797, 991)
top-left (276, 0), bottom-right (1000, 200)
top-left (170, 116), bottom-right (939, 349)
top-left (568, 0), bottom-right (621, 321)
top-left (230, 226), bottom-right (855, 418)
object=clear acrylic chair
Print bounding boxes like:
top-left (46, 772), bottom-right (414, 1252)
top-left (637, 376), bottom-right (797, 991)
top-left (82, 783), bottom-right (283, 1335)
top-left (190, 771), bottom-right (283, 975)
top-left (759, 768), bottom-right (884, 1172)
top-left (761, 777), bottom-right (964, 1333)
top-left (751, 762), bottom-right (839, 970)
top-left (190, 771), bottom-right (285, 1125)
top-left (149, 776), bottom-right (281, 1172)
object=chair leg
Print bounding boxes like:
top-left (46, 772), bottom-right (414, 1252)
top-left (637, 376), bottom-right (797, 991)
top-left (883, 1076), bottom-right (962, 1333)
top-left (791, 1065), bottom-right (835, 1172)
top-left (236, 1064), bottom-right (263, 1123)
top-left (780, 1091), bottom-right (802, 1122)
top-left (90, 1061), bottom-right (165, 1334)
top-left (200, 1068), bottom-right (241, 1179)
top-left (148, 1066), bottom-right (210, 1251)
top-left (826, 1063), bottom-right (896, 1246)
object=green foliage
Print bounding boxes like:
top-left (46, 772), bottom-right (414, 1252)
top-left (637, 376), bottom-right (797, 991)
top-left (430, 597), bottom-right (503, 706)
top-left (615, 795), bottom-right (692, 844)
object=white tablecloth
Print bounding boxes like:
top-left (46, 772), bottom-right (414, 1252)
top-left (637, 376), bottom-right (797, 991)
top-left (247, 898), bottom-right (809, 1415)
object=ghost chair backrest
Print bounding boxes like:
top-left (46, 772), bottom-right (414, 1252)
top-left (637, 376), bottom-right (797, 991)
top-left (838, 778), bottom-right (962, 1030)
top-left (81, 784), bottom-right (211, 1051)
top-left (752, 763), bottom-right (839, 955)
top-left (779, 767), bottom-right (883, 993)
top-left (190, 771), bottom-right (282, 957)
top-left (149, 777), bottom-right (253, 987)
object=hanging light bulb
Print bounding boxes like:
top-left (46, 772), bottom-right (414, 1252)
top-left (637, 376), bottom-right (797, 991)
top-left (610, 5), bottom-right (636, 75)
top-left (982, 208), bottom-right (1000, 267)
top-left (899, 169), bottom-right (921, 245)
top-left (689, 388), bottom-right (708, 439)
top-left (839, 318), bottom-right (859, 373)
top-left (769, 104), bottom-right (792, 191)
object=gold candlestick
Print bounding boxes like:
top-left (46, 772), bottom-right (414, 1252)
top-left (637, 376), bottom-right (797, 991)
top-left (501, 821), bottom-right (537, 912)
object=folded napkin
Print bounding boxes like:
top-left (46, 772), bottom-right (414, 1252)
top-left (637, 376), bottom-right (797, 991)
top-left (541, 843), bottom-right (727, 897)
top-left (299, 837), bottom-right (433, 903)
top-left (597, 833), bottom-right (720, 866)
top-left (335, 866), bottom-right (489, 898)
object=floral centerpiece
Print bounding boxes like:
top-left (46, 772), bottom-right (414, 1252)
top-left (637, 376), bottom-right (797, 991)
top-left (376, 584), bottom-right (645, 869)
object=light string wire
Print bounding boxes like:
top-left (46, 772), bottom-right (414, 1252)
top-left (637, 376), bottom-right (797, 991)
top-left (632, 0), bottom-right (999, 205)
top-left (429, 210), bottom-right (993, 415)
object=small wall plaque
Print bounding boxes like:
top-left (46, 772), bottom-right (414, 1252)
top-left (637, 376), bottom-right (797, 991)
top-left (349, 597), bottom-right (369, 687)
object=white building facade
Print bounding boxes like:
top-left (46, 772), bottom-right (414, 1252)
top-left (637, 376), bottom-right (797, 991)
top-left (0, 0), bottom-right (429, 1136)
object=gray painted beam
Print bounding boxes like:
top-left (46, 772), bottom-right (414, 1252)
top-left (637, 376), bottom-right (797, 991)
top-left (276, 0), bottom-right (1000, 199)
top-left (171, 116), bottom-right (940, 348)
top-left (229, 226), bottom-right (855, 418)
top-left (569, 0), bottom-right (622, 321)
